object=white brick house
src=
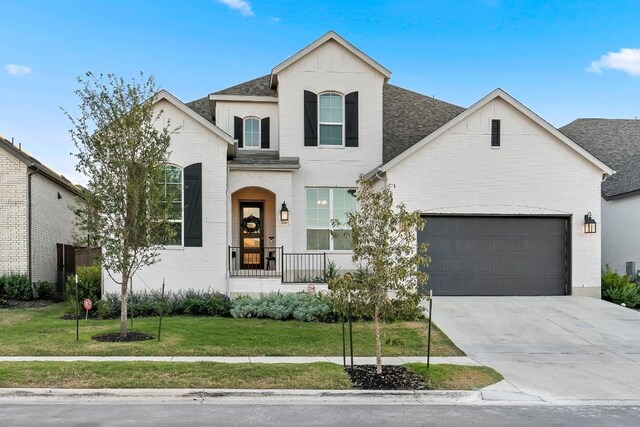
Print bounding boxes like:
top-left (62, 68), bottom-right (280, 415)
top-left (105, 31), bottom-right (613, 298)
top-left (0, 137), bottom-right (82, 288)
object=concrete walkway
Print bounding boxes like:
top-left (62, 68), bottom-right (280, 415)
top-left (0, 356), bottom-right (478, 366)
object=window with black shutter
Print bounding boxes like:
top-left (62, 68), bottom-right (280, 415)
top-left (183, 163), bottom-right (202, 247)
top-left (345, 91), bottom-right (359, 147)
top-left (304, 90), bottom-right (318, 146)
top-left (491, 119), bottom-right (501, 147)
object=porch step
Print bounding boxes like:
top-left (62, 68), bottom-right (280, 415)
top-left (228, 277), bottom-right (328, 297)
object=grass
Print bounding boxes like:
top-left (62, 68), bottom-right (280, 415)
top-left (0, 303), bottom-right (463, 357)
top-left (405, 363), bottom-right (503, 390)
top-left (0, 362), bottom-right (352, 389)
top-left (0, 362), bottom-right (502, 390)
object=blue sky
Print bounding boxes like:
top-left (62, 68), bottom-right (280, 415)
top-left (1, 0), bottom-right (638, 184)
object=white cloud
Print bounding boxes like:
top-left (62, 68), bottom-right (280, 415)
top-left (270, 16), bottom-right (281, 23)
top-left (588, 48), bottom-right (640, 76)
top-left (217, 0), bottom-right (254, 16)
top-left (5, 64), bottom-right (32, 76)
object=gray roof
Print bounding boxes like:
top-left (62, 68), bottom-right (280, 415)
top-left (213, 75), bottom-right (276, 97)
top-left (0, 137), bottom-right (82, 196)
top-left (382, 84), bottom-right (465, 164)
top-left (186, 76), bottom-right (465, 166)
top-left (228, 151), bottom-right (300, 169)
top-left (560, 119), bottom-right (640, 199)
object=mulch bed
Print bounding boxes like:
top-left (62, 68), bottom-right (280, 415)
top-left (345, 365), bottom-right (427, 390)
top-left (0, 299), bottom-right (55, 309)
top-left (92, 332), bottom-right (155, 342)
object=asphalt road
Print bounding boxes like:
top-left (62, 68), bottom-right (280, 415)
top-left (1, 403), bottom-right (639, 426)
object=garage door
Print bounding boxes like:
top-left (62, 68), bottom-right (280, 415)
top-left (418, 216), bottom-right (569, 296)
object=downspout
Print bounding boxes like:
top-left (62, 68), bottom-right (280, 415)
top-left (27, 165), bottom-right (39, 287)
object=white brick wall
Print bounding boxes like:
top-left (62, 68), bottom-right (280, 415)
top-left (0, 149), bottom-right (28, 273)
top-left (601, 195), bottom-right (640, 274)
top-left (30, 174), bottom-right (80, 283)
top-left (385, 98), bottom-right (604, 296)
top-left (216, 101), bottom-right (279, 151)
top-left (103, 99), bottom-right (231, 294)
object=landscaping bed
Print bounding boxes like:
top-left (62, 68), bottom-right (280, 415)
top-left (0, 362), bottom-right (501, 390)
top-left (0, 303), bottom-right (463, 357)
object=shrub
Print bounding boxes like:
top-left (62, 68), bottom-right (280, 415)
top-left (230, 292), bottom-right (332, 322)
top-left (602, 265), bottom-right (640, 307)
top-left (66, 265), bottom-right (102, 307)
top-left (1, 273), bottom-right (32, 300)
top-left (34, 281), bottom-right (55, 300)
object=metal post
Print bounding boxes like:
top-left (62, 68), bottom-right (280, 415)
top-left (158, 279), bottom-right (165, 341)
top-left (427, 290), bottom-right (433, 370)
top-left (348, 294), bottom-right (354, 368)
top-left (75, 274), bottom-right (79, 341)
top-left (342, 314), bottom-right (346, 368)
top-left (130, 277), bottom-right (134, 329)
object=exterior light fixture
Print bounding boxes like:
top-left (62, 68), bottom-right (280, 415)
top-left (280, 202), bottom-right (289, 223)
top-left (584, 212), bottom-right (597, 234)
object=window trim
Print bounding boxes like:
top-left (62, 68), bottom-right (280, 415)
top-left (306, 187), bottom-right (356, 251)
top-left (318, 92), bottom-right (345, 148)
top-left (242, 116), bottom-right (261, 150)
top-left (160, 163), bottom-right (184, 248)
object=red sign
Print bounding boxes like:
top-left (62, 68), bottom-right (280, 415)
top-left (83, 298), bottom-right (93, 311)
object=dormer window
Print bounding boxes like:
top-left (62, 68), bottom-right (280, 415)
top-left (243, 117), bottom-right (261, 148)
top-left (319, 93), bottom-right (344, 146)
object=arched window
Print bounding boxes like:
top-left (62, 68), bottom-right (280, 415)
top-left (160, 164), bottom-right (183, 246)
top-left (243, 117), bottom-right (261, 148)
top-left (319, 92), bottom-right (343, 146)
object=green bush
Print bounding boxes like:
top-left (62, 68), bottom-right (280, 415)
top-left (1, 273), bottom-right (32, 300)
top-left (66, 265), bottom-right (102, 307)
top-left (602, 265), bottom-right (640, 307)
top-left (230, 292), bottom-right (332, 322)
top-left (34, 281), bottom-right (55, 300)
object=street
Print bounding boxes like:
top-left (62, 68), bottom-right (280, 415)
top-left (1, 401), bottom-right (639, 426)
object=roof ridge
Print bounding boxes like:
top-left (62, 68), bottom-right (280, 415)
top-left (212, 74), bottom-right (272, 95)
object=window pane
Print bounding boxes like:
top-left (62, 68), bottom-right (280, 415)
top-left (332, 229), bottom-right (352, 250)
top-left (244, 118), bottom-right (260, 147)
top-left (306, 188), bottom-right (330, 228)
top-left (307, 229), bottom-right (330, 250)
top-left (319, 93), bottom-right (343, 124)
top-left (319, 124), bottom-right (342, 146)
top-left (165, 166), bottom-right (182, 184)
top-left (166, 222), bottom-right (182, 246)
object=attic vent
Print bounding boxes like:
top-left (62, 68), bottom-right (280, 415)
top-left (491, 119), bottom-right (501, 147)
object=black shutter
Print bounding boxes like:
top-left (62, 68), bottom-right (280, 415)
top-left (304, 90), bottom-right (318, 146)
top-left (345, 91), bottom-right (359, 147)
top-left (491, 119), bottom-right (500, 147)
top-left (261, 117), bottom-right (270, 149)
top-left (234, 116), bottom-right (243, 148)
top-left (183, 163), bottom-right (202, 247)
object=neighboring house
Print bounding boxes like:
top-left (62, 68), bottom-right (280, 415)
top-left (560, 119), bottom-right (640, 276)
top-left (0, 137), bottom-right (82, 291)
top-left (104, 31), bottom-right (612, 298)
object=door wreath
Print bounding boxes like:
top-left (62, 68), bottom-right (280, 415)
top-left (241, 215), bottom-right (261, 234)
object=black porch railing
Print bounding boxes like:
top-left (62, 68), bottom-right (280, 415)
top-left (228, 246), bottom-right (283, 277)
top-left (228, 246), bottom-right (327, 283)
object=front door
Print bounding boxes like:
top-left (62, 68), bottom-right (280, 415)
top-left (239, 202), bottom-right (264, 269)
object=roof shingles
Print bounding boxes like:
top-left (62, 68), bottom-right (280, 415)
top-left (560, 119), bottom-right (640, 198)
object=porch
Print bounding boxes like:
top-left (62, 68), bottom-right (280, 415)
top-left (228, 246), bottom-right (327, 284)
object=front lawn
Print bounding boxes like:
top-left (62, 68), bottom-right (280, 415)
top-left (0, 303), bottom-right (463, 357)
top-left (405, 363), bottom-right (504, 390)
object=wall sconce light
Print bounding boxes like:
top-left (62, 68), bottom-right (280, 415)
top-left (584, 212), bottom-right (597, 234)
top-left (280, 202), bottom-right (289, 223)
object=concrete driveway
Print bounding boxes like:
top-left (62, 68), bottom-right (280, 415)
top-left (433, 296), bottom-right (640, 402)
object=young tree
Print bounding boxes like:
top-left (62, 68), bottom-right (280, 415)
top-left (65, 72), bottom-right (175, 337)
top-left (330, 176), bottom-right (430, 374)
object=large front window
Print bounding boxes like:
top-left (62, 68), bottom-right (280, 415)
top-left (160, 165), bottom-right (183, 246)
top-left (306, 188), bottom-right (356, 250)
top-left (319, 93), bottom-right (343, 146)
top-left (243, 117), bottom-right (260, 148)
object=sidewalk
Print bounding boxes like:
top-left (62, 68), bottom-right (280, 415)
top-left (0, 356), bottom-right (478, 365)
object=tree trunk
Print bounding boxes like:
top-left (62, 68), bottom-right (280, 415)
top-left (375, 304), bottom-right (382, 374)
top-left (120, 273), bottom-right (129, 338)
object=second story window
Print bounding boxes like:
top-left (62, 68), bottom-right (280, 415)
top-left (243, 117), bottom-right (260, 148)
top-left (319, 93), bottom-right (343, 146)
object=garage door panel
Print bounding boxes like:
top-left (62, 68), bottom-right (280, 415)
top-left (419, 216), bottom-right (568, 296)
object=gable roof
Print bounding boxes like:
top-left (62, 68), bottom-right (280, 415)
top-left (155, 90), bottom-right (235, 147)
top-left (270, 31), bottom-right (391, 88)
top-left (560, 119), bottom-right (640, 199)
top-left (378, 88), bottom-right (614, 176)
top-left (213, 75), bottom-right (276, 97)
top-left (0, 137), bottom-right (82, 196)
